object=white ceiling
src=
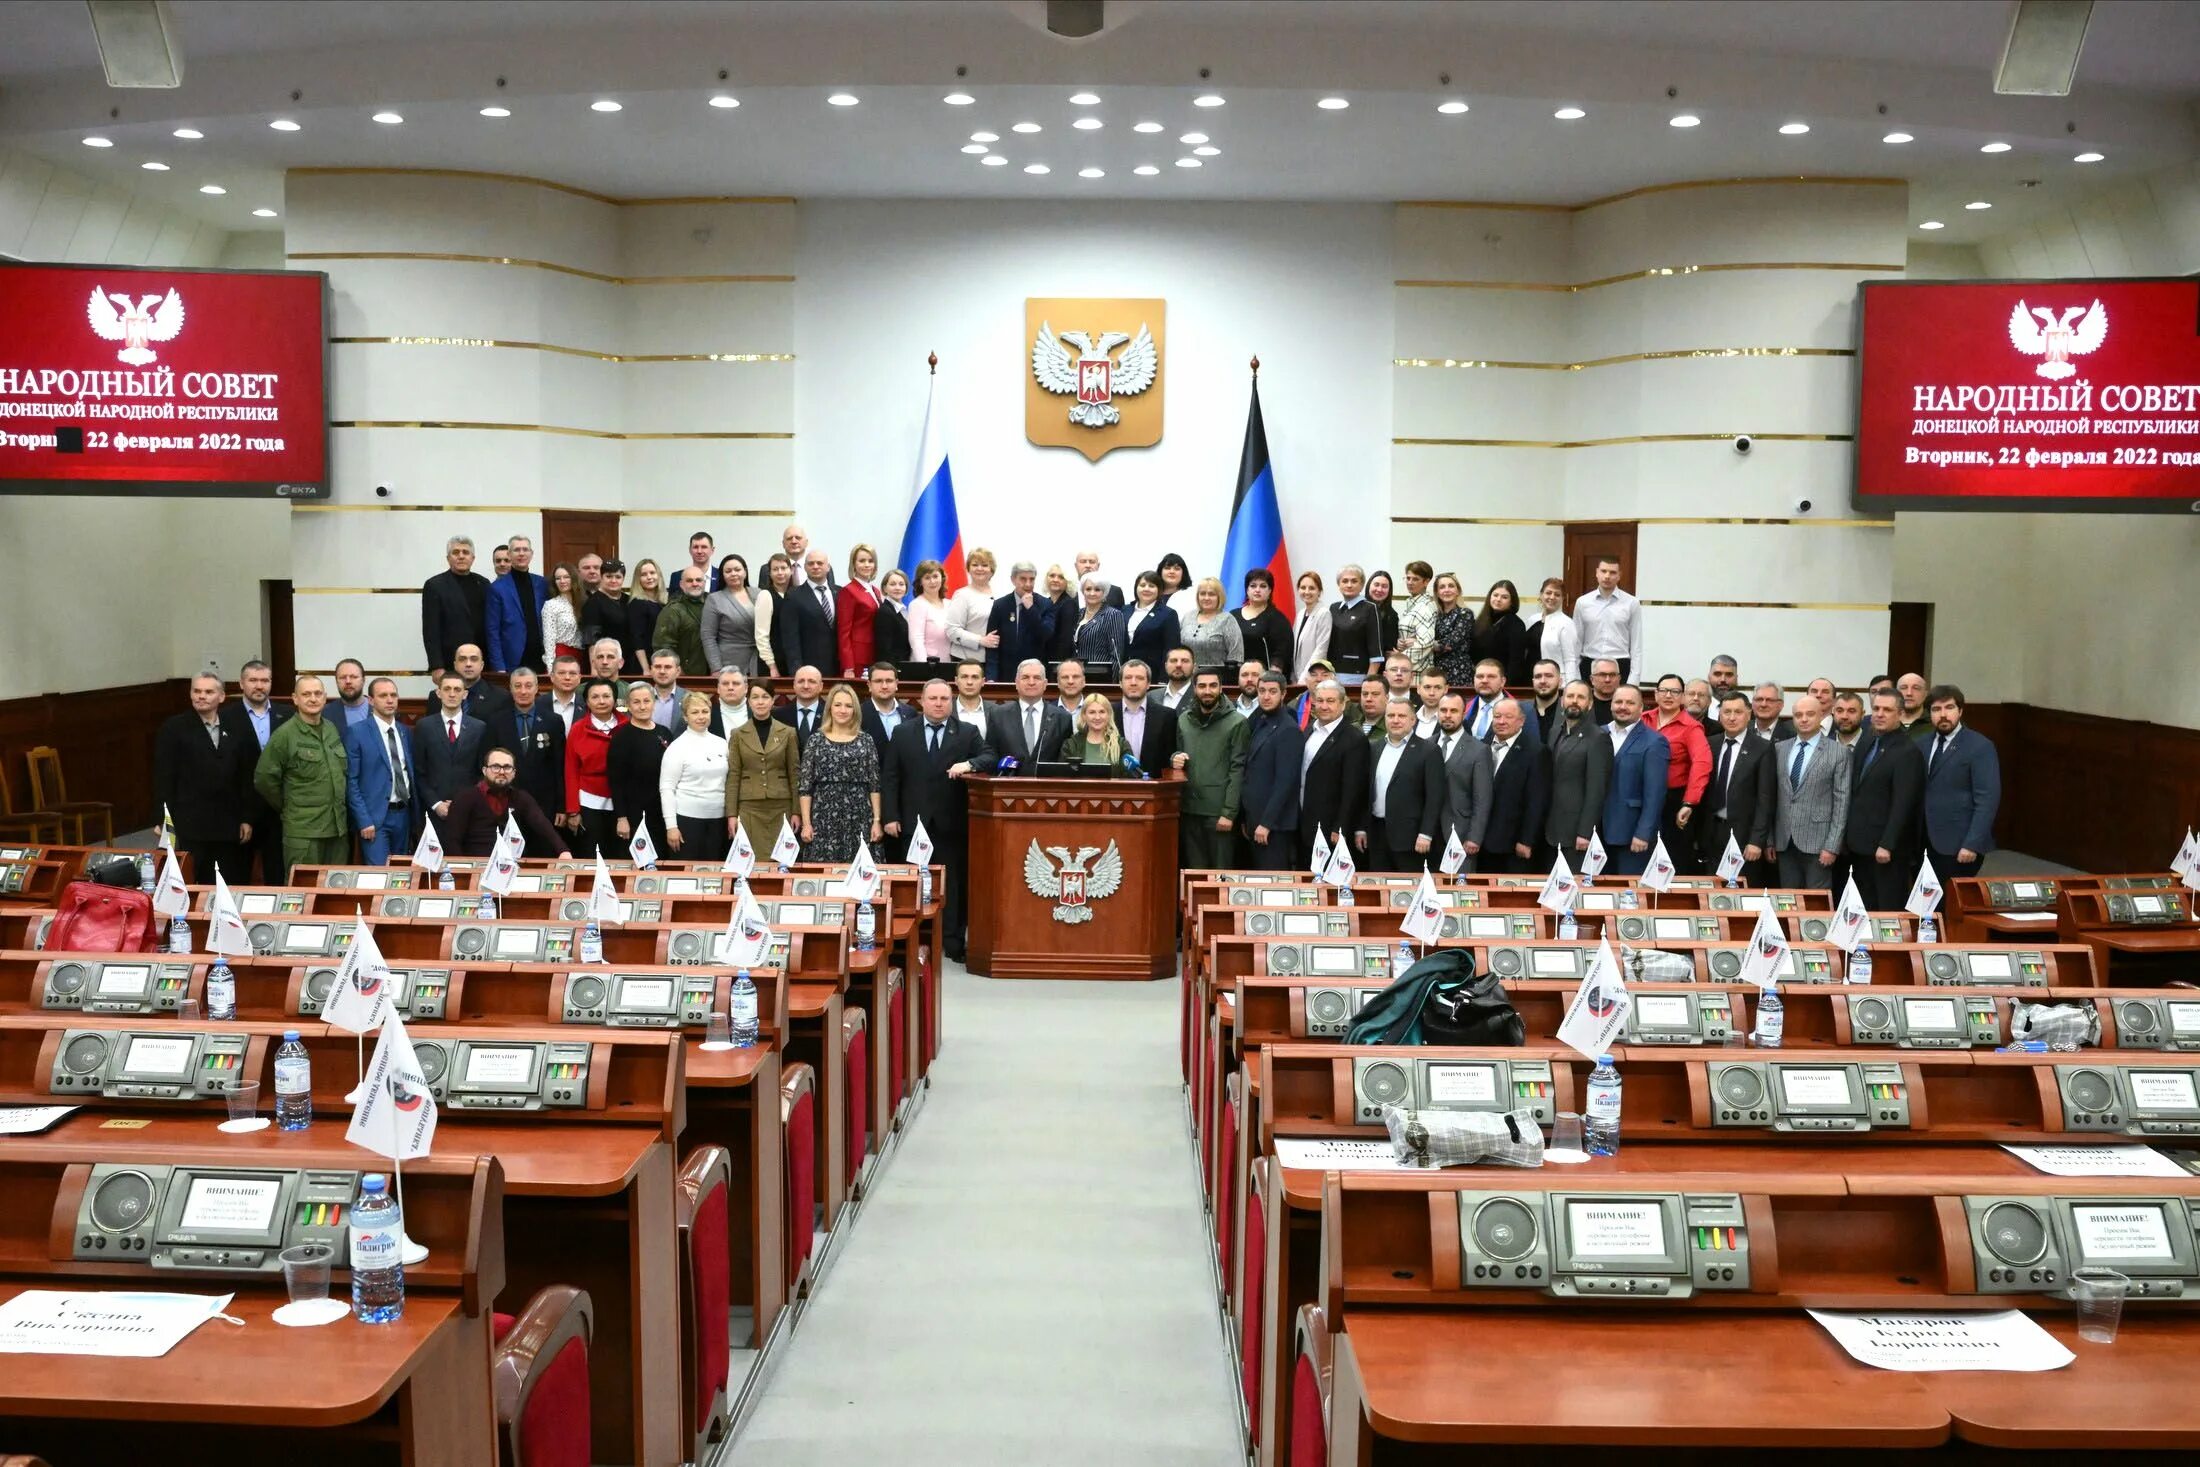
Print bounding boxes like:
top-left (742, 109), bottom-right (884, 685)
top-left (1, 0), bottom-right (2194, 244)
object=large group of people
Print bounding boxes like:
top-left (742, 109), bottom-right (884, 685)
top-left (151, 524), bottom-right (2000, 963)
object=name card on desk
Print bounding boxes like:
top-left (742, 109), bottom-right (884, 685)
top-left (2004, 1144), bottom-right (2190, 1178)
top-left (1808, 1309), bottom-right (2072, 1373)
top-left (1273, 1137), bottom-right (1408, 1171)
top-left (0, 1290), bottom-right (236, 1358)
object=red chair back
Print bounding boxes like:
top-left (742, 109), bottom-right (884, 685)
top-left (1288, 1303), bottom-right (1333, 1467)
top-left (1240, 1158), bottom-right (1269, 1441)
top-left (1216, 1071), bottom-right (1239, 1303)
top-left (888, 967), bottom-right (908, 1109)
top-left (782, 1063), bottom-right (817, 1290)
top-left (843, 1010), bottom-right (870, 1188)
top-left (676, 1146), bottom-right (733, 1459)
top-left (491, 1284), bottom-right (594, 1467)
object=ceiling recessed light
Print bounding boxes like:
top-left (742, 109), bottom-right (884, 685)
top-left (1134, 164), bottom-right (1159, 176)
top-left (1194, 145), bottom-right (1219, 157)
top-left (199, 184), bottom-right (226, 195)
top-left (1318, 97), bottom-right (1349, 110)
top-left (1069, 91), bottom-right (1101, 105)
top-left (709, 95), bottom-right (739, 109)
top-left (1079, 167), bottom-right (1105, 178)
top-left (1023, 163), bottom-right (1050, 174)
top-left (591, 99), bottom-right (623, 112)
top-left (1133, 120), bottom-right (1163, 133)
top-left (269, 119), bottom-right (301, 131)
top-left (1073, 117), bottom-right (1103, 130)
top-left (171, 127), bottom-right (202, 140)
top-left (1882, 131), bottom-right (1913, 144)
top-left (961, 143), bottom-right (989, 154)
top-left (371, 112), bottom-right (403, 125)
top-left (1668, 113), bottom-right (1700, 128)
top-left (480, 106), bottom-right (512, 118)
top-left (1437, 100), bottom-right (1469, 115)
top-left (971, 131), bottom-right (998, 142)
top-left (1176, 157), bottom-right (1202, 168)
top-left (1553, 106), bottom-right (1585, 120)
top-left (82, 136), bottom-right (113, 147)
top-left (1180, 132), bottom-right (1208, 145)
top-left (2073, 150), bottom-right (2104, 163)
top-left (1965, 200), bottom-right (1992, 210)
top-left (1918, 221), bottom-right (1944, 230)
top-left (1778, 121), bottom-right (1810, 135)
top-left (1012, 121), bottom-right (1041, 133)
top-left (1980, 141), bottom-right (2011, 153)
top-left (981, 155), bottom-right (1008, 167)
top-left (252, 208), bottom-right (278, 218)
top-left (1194, 94), bottom-right (1225, 107)
top-left (827, 92), bottom-right (859, 107)
top-left (943, 92), bottom-right (974, 106)
top-left (141, 160), bottom-right (168, 171)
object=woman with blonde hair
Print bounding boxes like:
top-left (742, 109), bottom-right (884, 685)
top-left (626, 559), bottom-right (667, 676)
top-left (659, 690), bottom-right (731, 861)
top-left (835, 542), bottom-right (883, 676)
top-left (1042, 563), bottom-right (1079, 663)
top-left (945, 547), bottom-right (999, 666)
top-left (797, 683), bottom-right (883, 861)
top-left (1060, 692), bottom-right (1132, 772)
top-left (1180, 575), bottom-right (1245, 674)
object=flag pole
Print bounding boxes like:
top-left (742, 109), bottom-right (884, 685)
top-left (393, 1146), bottom-right (429, 1264)
top-left (929, 350), bottom-right (938, 375)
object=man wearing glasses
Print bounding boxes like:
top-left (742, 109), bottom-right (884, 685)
top-left (439, 748), bottom-right (570, 857)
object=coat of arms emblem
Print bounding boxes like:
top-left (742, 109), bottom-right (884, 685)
top-left (1023, 840), bottom-right (1125, 925)
top-left (1025, 297), bottom-right (1165, 461)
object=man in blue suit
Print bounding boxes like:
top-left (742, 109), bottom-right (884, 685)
top-left (1920, 684), bottom-right (2000, 880)
top-left (485, 533), bottom-right (548, 673)
top-left (1597, 684), bottom-right (1671, 874)
top-left (342, 677), bottom-right (419, 865)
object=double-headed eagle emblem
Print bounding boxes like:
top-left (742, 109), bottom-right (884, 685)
top-left (87, 286), bottom-right (185, 367)
top-left (1024, 839), bottom-right (1125, 925)
top-left (2007, 299), bottom-right (2106, 381)
top-left (1031, 320), bottom-right (1158, 428)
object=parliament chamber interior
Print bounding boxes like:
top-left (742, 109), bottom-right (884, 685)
top-left (4, 0), bottom-right (2200, 1463)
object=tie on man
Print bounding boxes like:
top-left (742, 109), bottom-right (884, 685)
top-left (1025, 705), bottom-right (1039, 759)
top-left (928, 722), bottom-right (943, 756)
top-left (1789, 739), bottom-right (1807, 792)
top-left (817, 583), bottom-right (835, 623)
top-left (1716, 736), bottom-right (1736, 808)
top-left (1929, 732), bottom-right (1947, 773)
top-left (802, 706), bottom-right (816, 738)
top-left (387, 727), bottom-right (410, 805)
top-left (1473, 701), bottom-right (1492, 739)
top-left (447, 717), bottom-right (459, 745)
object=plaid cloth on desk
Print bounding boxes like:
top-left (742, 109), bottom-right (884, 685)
top-left (1380, 1105), bottom-right (1546, 1169)
top-left (2010, 1002), bottom-right (2098, 1050)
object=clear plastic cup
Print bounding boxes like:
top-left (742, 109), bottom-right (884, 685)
top-left (280, 1242), bottom-right (333, 1303)
top-left (2073, 1268), bottom-right (2129, 1344)
top-left (174, 998), bottom-right (202, 1023)
top-left (700, 1011), bottom-right (734, 1051)
top-left (225, 1081), bottom-right (261, 1126)
top-left (1544, 1112), bottom-right (1588, 1164)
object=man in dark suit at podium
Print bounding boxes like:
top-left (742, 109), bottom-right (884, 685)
top-left (1114, 660), bottom-right (1178, 772)
top-left (882, 680), bottom-right (992, 962)
top-left (153, 672), bottom-right (256, 885)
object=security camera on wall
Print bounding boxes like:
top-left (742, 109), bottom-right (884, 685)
top-left (1732, 434), bottom-right (1754, 455)
top-left (375, 484), bottom-right (393, 498)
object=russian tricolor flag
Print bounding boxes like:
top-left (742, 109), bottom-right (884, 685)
top-left (1218, 375), bottom-right (1291, 607)
top-left (896, 373), bottom-right (966, 599)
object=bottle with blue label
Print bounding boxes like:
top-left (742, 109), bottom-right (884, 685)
top-left (917, 862), bottom-right (932, 908)
top-left (1753, 986), bottom-right (1785, 1048)
top-left (1848, 941), bottom-right (1874, 985)
top-left (138, 853), bottom-right (157, 893)
top-left (729, 971), bottom-right (759, 1047)
top-left (169, 914), bottom-right (191, 954)
top-left (1392, 940), bottom-right (1414, 980)
top-left (580, 919), bottom-right (602, 964)
top-left (1618, 886), bottom-right (1639, 910)
top-left (350, 1175), bottom-right (404, 1323)
top-left (274, 1030), bottom-right (312, 1130)
top-left (205, 956), bottom-right (236, 1020)
top-left (855, 900), bottom-right (876, 952)
top-left (1584, 1056), bottom-right (1622, 1156)
top-left (1917, 912), bottom-right (1939, 944)
top-left (437, 866), bottom-right (455, 891)
top-left (1558, 907), bottom-right (1578, 941)
top-left (476, 890), bottom-right (497, 921)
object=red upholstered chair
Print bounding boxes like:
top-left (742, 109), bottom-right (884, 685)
top-left (1216, 1069), bottom-right (1240, 1306)
top-left (782, 1062), bottom-right (818, 1296)
top-left (916, 934), bottom-right (939, 1072)
top-left (675, 1146), bottom-right (734, 1464)
top-left (886, 964), bottom-right (908, 1119)
top-left (1239, 1157), bottom-right (1270, 1446)
top-left (841, 1008), bottom-right (870, 1198)
top-left (1289, 1304), bottom-right (1333, 1467)
top-left (491, 1284), bottom-right (594, 1467)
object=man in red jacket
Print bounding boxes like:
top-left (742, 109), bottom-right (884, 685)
top-left (1649, 673), bottom-right (1713, 873)
top-left (442, 749), bottom-right (569, 857)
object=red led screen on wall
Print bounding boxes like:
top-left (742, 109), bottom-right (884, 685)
top-left (0, 262), bottom-right (327, 498)
top-left (1855, 277), bottom-right (2200, 512)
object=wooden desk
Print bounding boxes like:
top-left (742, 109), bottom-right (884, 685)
top-left (0, 1287), bottom-right (494, 1466)
top-left (966, 773), bottom-right (1181, 979)
top-left (1945, 1313), bottom-right (2200, 1448)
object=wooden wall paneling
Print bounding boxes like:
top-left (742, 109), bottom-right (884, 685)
top-left (0, 679), bottom-right (184, 838)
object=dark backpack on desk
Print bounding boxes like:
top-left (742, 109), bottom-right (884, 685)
top-left (1344, 948), bottom-right (1524, 1048)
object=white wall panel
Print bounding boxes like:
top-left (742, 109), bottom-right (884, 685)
top-left (1562, 440), bottom-right (1858, 518)
top-left (1637, 608), bottom-right (1890, 690)
top-left (285, 173), bottom-right (617, 273)
top-left (1388, 525), bottom-right (1565, 594)
top-left (1392, 289), bottom-right (1570, 362)
top-left (1389, 444), bottom-right (1564, 517)
top-left (1391, 366), bottom-right (1564, 440)
top-left (617, 441), bottom-right (795, 506)
top-left (1574, 185), bottom-right (1907, 276)
top-left (1636, 523), bottom-right (1892, 604)
top-left (1393, 207), bottom-right (1572, 283)
top-left (618, 361), bottom-right (795, 435)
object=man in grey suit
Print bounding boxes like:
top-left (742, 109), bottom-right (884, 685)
top-left (1428, 691), bottom-right (1493, 870)
top-left (1773, 693), bottom-right (1850, 890)
top-left (984, 658), bottom-right (1073, 769)
top-left (1543, 681), bottom-right (1613, 871)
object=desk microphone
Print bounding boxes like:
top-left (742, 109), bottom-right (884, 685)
top-left (1123, 754), bottom-right (1147, 780)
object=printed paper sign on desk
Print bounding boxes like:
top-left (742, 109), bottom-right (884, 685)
top-left (1808, 1309), bottom-right (2073, 1372)
top-left (1273, 1137), bottom-right (1408, 1172)
top-left (2004, 1144), bottom-right (2190, 1178)
top-left (0, 1290), bottom-right (235, 1358)
top-left (0, 1105), bottom-right (76, 1135)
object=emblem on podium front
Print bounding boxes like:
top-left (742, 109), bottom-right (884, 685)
top-left (1024, 839), bottom-right (1125, 924)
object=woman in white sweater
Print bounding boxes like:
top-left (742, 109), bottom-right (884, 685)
top-left (945, 546), bottom-right (1000, 666)
top-left (658, 691), bottom-right (731, 863)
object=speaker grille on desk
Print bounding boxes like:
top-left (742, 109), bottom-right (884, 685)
top-left (1271, 946), bottom-right (1302, 975)
top-left (415, 1043), bottom-right (449, 1085)
top-left (1360, 1061), bottom-right (1410, 1107)
top-left (1801, 918), bottom-right (1829, 941)
top-left (559, 898), bottom-right (587, 921)
top-left (63, 1033), bottom-right (110, 1073)
top-left (1716, 1066), bottom-right (1764, 1108)
top-left (671, 932), bottom-right (705, 961)
top-left (1248, 912), bottom-right (1275, 936)
top-left (570, 977), bottom-right (606, 1010)
top-left (329, 872), bottom-right (356, 887)
top-left (2065, 1069), bottom-right (2115, 1112)
top-left (247, 922), bottom-right (277, 951)
top-left (49, 963), bottom-right (88, 995)
top-left (453, 927), bottom-right (488, 957)
top-left (1473, 1198), bottom-right (1538, 1260)
top-left (1980, 1201), bottom-right (2049, 1265)
top-left (1618, 917), bottom-right (1647, 941)
top-left (1230, 889), bottom-right (1254, 906)
top-left (1307, 989), bottom-right (1350, 1025)
top-left (1709, 952), bottom-right (1741, 980)
top-left (90, 1170), bottom-right (156, 1232)
top-left (1490, 949), bottom-right (1523, 978)
top-left (1926, 954), bottom-right (1959, 981)
top-left (1854, 998), bottom-right (1892, 1030)
top-left (2118, 1002), bottom-right (2159, 1038)
top-left (305, 970), bottom-right (335, 1003)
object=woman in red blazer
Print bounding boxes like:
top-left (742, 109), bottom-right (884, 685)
top-left (835, 543), bottom-right (884, 677)
top-left (563, 676), bottom-right (627, 858)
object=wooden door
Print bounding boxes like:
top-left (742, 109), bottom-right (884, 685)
top-left (540, 510), bottom-right (621, 575)
top-left (1561, 521), bottom-right (1638, 603)
top-left (264, 579), bottom-right (294, 683)
top-left (1886, 601), bottom-right (1930, 682)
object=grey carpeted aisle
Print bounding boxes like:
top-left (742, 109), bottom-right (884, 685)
top-left (730, 963), bottom-right (1242, 1466)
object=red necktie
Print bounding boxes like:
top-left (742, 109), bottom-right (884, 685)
top-left (447, 720), bottom-right (458, 744)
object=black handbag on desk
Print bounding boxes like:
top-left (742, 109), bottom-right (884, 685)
top-left (1344, 948), bottom-right (1525, 1048)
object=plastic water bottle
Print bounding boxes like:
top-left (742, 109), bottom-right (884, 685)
top-left (168, 915), bottom-right (191, 954)
top-left (205, 957), bottom-right (236, 1020)
top-left (729, 971), bottom-right (759, 1048)
top-left (138, 853), bottom-right (156, 893)
top-left (579, 919), bottom-right (602, 964)
top-left (476, 890), bottom-right (497, 920)
top-left (917, 862), bottom-right (932, 908)
top-left (437, 866), bottom-right (455, 891)
top-left (1585, 1056), bottom-right (1622, 1157)
top-left (349, 1175), bottom-right (405, 1324)
top-left (1848, 942), bottom-right (1874, 985)
top-left (1753, 987), bottom-right (1785, 1048)
top-left (274, 1030), bottom-right (312, 1130)
top-left (1618, 887), bottom-right (1639, 910)
top-left (1558, 908), bottom-right (1579, 941)
top-left (1392, 940), bottom-right (1414, 980)
top-left (855, 900), bottom-right (877, 952)
top-left (1918, 913), bottom-right (1939, 944)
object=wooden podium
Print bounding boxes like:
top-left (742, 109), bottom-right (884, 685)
top-left (965, 773), bottom-right (1182, 979)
